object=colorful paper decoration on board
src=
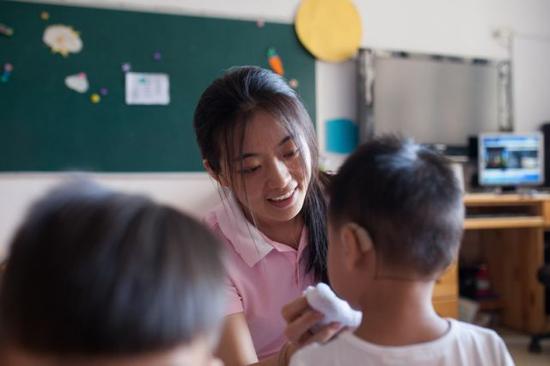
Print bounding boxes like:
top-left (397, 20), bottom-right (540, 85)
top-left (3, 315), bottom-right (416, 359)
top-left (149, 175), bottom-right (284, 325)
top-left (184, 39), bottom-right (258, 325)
top-left (43, 24), bottom-right (83, 57)
top-left (267, 48), bottom-right (284, 76)
top-left (1, 63), bottom-right (13, 82)
top-left (90, 93), bottom-right (101, 103)
top-left (0, 23), bottom-right (14, 37)
top-left (325, 118), bottom-right (358, 154)
top-left (65, 72), bottom-right (89, 93)
top-left (295, 0), bottom-right (362, 62)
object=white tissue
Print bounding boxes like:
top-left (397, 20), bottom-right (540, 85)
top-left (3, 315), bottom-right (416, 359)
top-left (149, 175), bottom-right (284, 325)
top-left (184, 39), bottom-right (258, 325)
top-left (304, 283), bottom-right (362, 331)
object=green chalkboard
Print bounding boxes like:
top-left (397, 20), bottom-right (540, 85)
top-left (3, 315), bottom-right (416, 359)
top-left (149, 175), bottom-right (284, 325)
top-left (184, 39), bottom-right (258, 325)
top-left (0, 1), bottom-right (315, 172)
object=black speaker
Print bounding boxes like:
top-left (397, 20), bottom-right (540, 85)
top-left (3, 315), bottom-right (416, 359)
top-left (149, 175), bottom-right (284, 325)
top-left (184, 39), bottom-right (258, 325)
top-left (467, 136), bottom-right (480, 189)
top-left (467, 136), bottom-right (478, 159)
top-left (540, 122), bottom-right (550, 187)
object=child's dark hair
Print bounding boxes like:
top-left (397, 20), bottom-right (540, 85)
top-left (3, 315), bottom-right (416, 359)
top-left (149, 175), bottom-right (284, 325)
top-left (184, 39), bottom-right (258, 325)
top-left (329, 136), bottom-right (464, 276)
top-left (0, 181), bottom-right (224, 356)
top-left (194, 66), bottom-right (328, 282)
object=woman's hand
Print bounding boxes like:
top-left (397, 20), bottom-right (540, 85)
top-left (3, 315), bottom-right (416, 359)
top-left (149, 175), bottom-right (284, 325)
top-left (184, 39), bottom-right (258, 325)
top-left (282, 296), bottom-right (342, 346)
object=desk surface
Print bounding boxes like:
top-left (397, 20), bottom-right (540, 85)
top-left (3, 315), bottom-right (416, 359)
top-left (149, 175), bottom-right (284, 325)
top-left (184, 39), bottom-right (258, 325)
top-left (464, 193), bottom-right (550, 229)
top-left (464, 216), bottom-right (545, 230)
top-left (464, 193), bottom-right (550, 205)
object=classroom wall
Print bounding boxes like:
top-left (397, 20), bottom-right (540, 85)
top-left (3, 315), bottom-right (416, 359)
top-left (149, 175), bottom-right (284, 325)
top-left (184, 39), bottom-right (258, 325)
top-left (513, 36), bottom-right (550, 132)
top-left (1, 0), bottom-right (550, 257)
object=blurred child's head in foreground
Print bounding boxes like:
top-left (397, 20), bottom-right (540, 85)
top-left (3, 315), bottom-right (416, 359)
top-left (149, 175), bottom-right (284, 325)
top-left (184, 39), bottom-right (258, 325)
top-left (0, 180), bottom-right (225, 366)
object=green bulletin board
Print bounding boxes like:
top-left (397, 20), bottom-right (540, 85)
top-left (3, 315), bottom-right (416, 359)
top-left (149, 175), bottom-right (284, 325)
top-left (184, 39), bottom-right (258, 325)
top-left (0, 1), bottom-right (315, 172)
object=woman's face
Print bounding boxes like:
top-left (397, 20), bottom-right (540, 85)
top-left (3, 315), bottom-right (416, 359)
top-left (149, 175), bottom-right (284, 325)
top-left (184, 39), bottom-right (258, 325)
top-left (221, 110), bottom-right (312, 229)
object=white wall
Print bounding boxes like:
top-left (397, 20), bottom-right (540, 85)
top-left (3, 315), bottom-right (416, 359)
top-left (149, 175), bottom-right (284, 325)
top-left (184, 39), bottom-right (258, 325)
top-left (0, 173), bottom-right (221, 257)
top-left (2, 0), bottom-right (550, 257)
top-left (513, 35), bottom-right (550, 132)
top-left (319, 0), bottom-right (550, 164)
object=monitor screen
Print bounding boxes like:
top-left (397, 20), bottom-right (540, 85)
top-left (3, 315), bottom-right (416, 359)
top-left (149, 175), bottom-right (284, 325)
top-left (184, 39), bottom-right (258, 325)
top-left (478, 133), bottom-right (544, 187)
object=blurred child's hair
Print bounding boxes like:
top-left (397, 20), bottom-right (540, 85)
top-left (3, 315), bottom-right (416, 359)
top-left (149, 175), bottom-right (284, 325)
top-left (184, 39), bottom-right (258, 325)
top-left (194, 66), bottom-right (328, 282)
top-left (329, 136), bottom-right (464, 277)
top-left (0, 180), bottom-right (225, 357)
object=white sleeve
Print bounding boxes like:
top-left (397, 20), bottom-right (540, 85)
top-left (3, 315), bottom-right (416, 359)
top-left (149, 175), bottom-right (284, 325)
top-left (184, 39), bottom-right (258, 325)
top-left (495, 336), bottom-right (516, 366)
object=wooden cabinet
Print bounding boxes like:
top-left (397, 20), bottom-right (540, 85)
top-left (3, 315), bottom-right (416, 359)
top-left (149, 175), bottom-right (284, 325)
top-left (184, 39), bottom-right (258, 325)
top-left (433, 264), bottom-right (458, 318)
top-left (432, 194), bottom-right (550, 333)
top-left (460, 194), bottom-right (550, 334)
top-left (433, 298), bottom-right (459, 319)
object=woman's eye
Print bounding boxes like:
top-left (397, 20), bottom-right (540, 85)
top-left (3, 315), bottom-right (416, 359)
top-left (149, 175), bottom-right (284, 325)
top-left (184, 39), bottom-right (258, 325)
top-left (283, 149), bottom-right (299, 159)
top-left (240, 166), bottom-right (260, 174)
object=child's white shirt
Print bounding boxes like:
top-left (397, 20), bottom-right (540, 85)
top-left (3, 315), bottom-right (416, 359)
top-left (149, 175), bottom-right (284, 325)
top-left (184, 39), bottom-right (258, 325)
top-left (290, 319), bottom-right (515, 366)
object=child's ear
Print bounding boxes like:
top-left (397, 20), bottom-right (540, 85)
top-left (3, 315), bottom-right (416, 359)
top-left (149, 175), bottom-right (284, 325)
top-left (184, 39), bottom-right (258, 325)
top-left (203, 159), bottom-right (230, 187)
top-left (340, 222), bottom-right (373, 270)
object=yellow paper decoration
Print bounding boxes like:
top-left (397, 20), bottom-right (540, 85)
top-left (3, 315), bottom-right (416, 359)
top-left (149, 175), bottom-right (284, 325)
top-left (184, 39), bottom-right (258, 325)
top-left (90, 93), bottom-right (101, 104)
top-left (295, 0), bottom-right (362, 62)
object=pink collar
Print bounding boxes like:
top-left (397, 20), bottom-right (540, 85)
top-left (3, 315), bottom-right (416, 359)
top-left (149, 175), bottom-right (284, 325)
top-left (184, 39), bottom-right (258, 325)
top-left (214, 192), bottom-right (306, 267)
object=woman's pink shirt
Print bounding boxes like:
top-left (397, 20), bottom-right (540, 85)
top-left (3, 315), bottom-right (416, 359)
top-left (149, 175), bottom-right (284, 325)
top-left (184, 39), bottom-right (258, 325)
top-left (203, 195), bottom-right (315, 360)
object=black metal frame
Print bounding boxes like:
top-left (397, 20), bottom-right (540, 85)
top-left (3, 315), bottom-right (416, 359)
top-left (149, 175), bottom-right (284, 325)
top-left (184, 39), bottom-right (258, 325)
top-left (528, 265), bottom-right (550, 353)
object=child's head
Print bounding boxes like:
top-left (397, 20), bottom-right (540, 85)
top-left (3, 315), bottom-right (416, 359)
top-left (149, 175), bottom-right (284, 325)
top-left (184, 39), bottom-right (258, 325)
top-left (0, 181), bottom-right (225, 366)
top-left (327, 136), bottom-right (463, 302)
top-left (194, 66), bottom-right (328, 281)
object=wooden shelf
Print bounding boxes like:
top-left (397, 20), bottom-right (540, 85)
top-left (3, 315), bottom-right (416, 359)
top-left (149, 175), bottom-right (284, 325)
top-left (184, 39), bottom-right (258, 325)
top-left (464, 193), bottom-right (550, 206)
top-left (460, 194), bottom-right (548, 333)
top-left (464, 216), bottom-right (545, 230)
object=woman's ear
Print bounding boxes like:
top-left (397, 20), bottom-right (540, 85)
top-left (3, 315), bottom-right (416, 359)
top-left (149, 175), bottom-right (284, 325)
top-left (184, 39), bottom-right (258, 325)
top-left (203, 159), bottom-right (230, 187)
top-left (340, 222), bottom-right (374, 271)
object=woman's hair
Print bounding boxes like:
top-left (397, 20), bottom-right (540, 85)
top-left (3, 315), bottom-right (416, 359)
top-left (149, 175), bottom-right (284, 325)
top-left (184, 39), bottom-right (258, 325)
top-left (194, 66), bottom-right (328, 282)
top-left (0, 180), bottom-right (225, 356)
top-left (329, 136), bottom-right (464, 277)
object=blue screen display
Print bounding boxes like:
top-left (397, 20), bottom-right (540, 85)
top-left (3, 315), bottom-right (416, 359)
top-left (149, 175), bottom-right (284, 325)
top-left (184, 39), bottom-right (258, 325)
top-left (479, 134), bottom-right (543, 186)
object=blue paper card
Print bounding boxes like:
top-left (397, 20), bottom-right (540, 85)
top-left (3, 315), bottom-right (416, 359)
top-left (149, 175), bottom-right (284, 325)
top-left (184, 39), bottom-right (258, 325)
top-left (325, 118), bottom-right (358, 154)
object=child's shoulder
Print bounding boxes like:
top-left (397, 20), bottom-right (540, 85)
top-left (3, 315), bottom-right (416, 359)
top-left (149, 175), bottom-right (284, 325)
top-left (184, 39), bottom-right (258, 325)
top-left (447, 319), bottom-right (514, 364)
top-left (449, 319), bottom-right (506, 354)
top-left (290, 321), bottom-right (512, 366)
top-left (449, 319), bottom-right (502, 341)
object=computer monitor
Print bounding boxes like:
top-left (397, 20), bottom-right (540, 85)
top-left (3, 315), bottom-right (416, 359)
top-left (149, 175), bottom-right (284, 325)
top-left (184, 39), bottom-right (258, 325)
top-left (478, 133), bottom-right (544, 187)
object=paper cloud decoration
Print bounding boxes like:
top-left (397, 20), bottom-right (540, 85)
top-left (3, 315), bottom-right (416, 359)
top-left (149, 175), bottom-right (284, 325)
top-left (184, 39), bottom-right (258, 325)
top-left (43, 24), bottom-right (83, 57)
top-left (65, 72), bottom-right (89, 93)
